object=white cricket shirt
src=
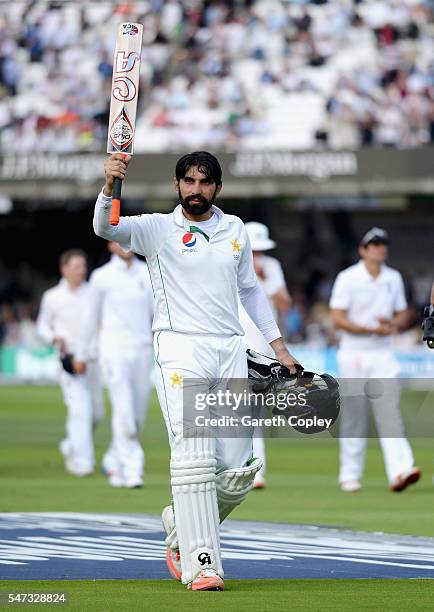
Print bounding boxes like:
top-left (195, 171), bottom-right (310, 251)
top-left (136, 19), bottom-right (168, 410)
top-left (94, 193), bottom-right (257, 336)
top-left (329, 260), bottom-right (407, 349)
top-left (36, 279), bottom-right (97, 357)
top-left (83, 254), bottom-right (154, 356)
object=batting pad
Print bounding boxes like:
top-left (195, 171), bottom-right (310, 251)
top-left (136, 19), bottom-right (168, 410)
top-left (162, 505), bottom-right (178, 550)
top-left (216, 457), bottom-right (263, 522)
top-left (170, 429), bottom-right (223, 584)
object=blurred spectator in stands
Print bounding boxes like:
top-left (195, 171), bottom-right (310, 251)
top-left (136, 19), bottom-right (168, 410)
top-left (0, 299), bottom-right (45, 349)
top-left (0, 303), bottom-right (20, 347)
top-left (306, 299), bottom-right (336, 347)
top-left (16, 301), bottom-right (39, 348)
top-left (284, 286), bottom-right (306, 343)
top-left (411, 272), bottom-right (434, 311)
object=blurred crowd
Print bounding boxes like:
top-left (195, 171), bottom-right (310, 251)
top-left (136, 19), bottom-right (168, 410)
top-left (0, 301), bottom-right (40, 349)
top-left (0, 263), bottom-right (42, 349)
top-left (0, 0), bottom-right (433, 153)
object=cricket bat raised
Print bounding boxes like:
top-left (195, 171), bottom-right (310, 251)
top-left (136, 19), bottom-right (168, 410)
top-left (107, 22), bottom-right (143, 226)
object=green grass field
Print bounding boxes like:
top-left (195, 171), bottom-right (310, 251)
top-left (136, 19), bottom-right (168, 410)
top-left (1, 580), bottom-right (434, 611)
top-left (1, 385), bottom-right (434, 610)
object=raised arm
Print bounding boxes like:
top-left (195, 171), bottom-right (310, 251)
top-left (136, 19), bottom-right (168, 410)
top-left (94, 154), bottom-right (169, 257)
top-left (94, 154), bottom-right (133, 246)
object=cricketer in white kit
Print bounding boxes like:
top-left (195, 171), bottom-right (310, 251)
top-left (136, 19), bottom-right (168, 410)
top-left (76, 241), bottom-right (154, 489)
top-left (329, 227), bottom-right (420, 493)
top-left (94, 151), bottom-right (301, 591)
top-left (239, 222), bottom-right (291, 488)
top-left (36, 249), bottom-right (103, 477)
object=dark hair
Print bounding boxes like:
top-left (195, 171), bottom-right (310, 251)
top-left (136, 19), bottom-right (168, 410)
top-left (59, 249), bottom-right (87, 268)
top-left (175, 151), bottom-right (222, 185)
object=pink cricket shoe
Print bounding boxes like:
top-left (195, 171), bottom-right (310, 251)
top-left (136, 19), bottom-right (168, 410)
top-left (252, 474), bottom-right (266, 490)
top-left (162, 505), bottom-right (182, 581)
top-left (166, 547), bottom-right (182, 582)
top-left (188, 569), bottom-right (224, 591)
top-left (390, 467), bottom-right (421, 492)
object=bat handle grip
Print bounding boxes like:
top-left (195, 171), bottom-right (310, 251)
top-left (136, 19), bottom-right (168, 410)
top-left (110, 177), bottom-right (122, 226)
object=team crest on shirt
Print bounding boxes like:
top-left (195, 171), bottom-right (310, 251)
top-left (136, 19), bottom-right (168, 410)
top-left (181, 233), bottom-right (198, 253)
top-left (170, 371), bottom-right (183, 388)
top-left (231, 238), bottom-right (241, 260)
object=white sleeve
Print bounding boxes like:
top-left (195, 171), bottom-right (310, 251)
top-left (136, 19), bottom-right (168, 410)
top-left (93, 191), bottom-right (133, 250)
top-left (93, 191), bottom-right (169, 257)
top-left (329, 273), bottom-right (350, 310)
top-left (75, 280), bottom-right (102, 362)
top-left (239, 282), bottom-right (281, 343)
top-left (237, 226), bottom-right (257, 290)
top-left (36, 293), bottom-right (55, 345)
top-left (395, 273), bottom-right (408, 312)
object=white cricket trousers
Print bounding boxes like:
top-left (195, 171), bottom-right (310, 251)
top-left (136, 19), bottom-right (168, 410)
top-left (101, 344), bottom-right (153, 480)
top-left (338, 348), bottom-right (415, 484)
top-left (154, 330), bottom-right (253, 472)
top-left (59, 361), bottom-right (104, 472)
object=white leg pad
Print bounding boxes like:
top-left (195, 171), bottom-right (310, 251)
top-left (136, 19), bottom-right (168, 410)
top-left (162, 505), bottom-right (178, 550)
top-left (170, 429), bottom-right (223, 584)
top-left (164, 456), bottom-right (263, 553)
top-left (216, 457), bottom-right (263, 522)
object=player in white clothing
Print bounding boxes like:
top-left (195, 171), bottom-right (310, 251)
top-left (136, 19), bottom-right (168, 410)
top-left (239, 222), bottom-right (291, 489)
top-left (75, 242), bottom-right (154, 488)
top-left (36, 250), bottom-right (103, 477)
top-left (329, 227), bottom-right (420, 493)
top-left (94, 151), bottom-right (301, 591)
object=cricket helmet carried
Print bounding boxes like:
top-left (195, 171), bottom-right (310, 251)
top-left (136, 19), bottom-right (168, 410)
top-left (246, 349), bottom-right (340, 433)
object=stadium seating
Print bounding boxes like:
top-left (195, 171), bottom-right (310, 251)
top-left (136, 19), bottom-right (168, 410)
top-left (0, 0), bottom-right (433, 153)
